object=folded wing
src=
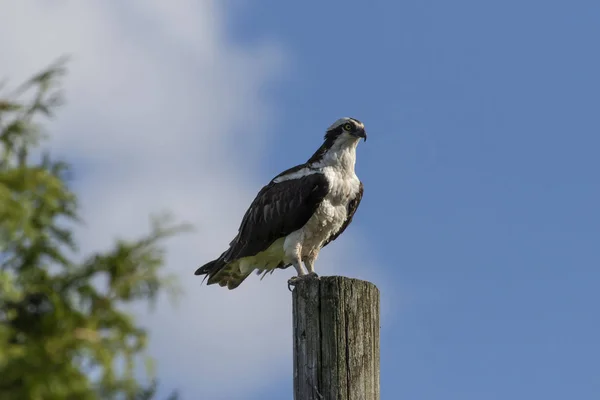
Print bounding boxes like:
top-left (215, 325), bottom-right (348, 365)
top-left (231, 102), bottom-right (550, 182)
top-left (195, 172), bottom-right (329, 285)
top-left (224, 173), bottom-right (330, 261)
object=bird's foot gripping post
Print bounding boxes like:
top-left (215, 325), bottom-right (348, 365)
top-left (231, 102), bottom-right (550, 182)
top-left (287, 272), bottom-right (319, 291)
top-left (291, 276), bottom-right (381, 400)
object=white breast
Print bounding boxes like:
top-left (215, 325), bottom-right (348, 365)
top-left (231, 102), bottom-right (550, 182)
top-left (298, 166), bottom-right (360, 255)
top-left (323, 166), bottom-right (361, 205)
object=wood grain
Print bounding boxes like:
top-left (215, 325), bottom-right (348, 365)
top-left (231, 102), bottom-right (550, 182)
top-left (292, 276), bottom-right (380, 400)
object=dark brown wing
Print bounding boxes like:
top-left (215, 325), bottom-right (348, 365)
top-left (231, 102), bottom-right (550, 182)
top-left (195, 172), bottom-right (329, 286)
top-left (322, 181), bottom-right (364, 248)
top-left (223, 172), bottom-right (329, 262)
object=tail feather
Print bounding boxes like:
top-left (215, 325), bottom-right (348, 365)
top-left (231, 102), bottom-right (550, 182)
top-left (195, 258), bottom-right (252, 290)
top-left (220, 269), bottom-right (253, 290)
top-left (196, 256), bottom-right (291, 290)
top-left (194, 259), bottom-right (222, 284)
top-left (194, 259), bottom-right (216, 275)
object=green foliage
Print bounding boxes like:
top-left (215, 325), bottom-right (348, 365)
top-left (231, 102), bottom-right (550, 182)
top-left (0, 61), bottom-right (187, 400)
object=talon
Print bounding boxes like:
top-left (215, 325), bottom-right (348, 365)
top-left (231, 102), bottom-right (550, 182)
top-left (307, 272), bottom-right (319, 279)
top-left (288, 274), bottom-right (313, 291)
top-left (287, 276), bottom-right (301, 291)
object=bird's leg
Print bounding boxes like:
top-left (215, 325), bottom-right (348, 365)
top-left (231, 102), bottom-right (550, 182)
top-left (285, 239), bottom-right (318, 291)
top-left (288, 253), bottom-right (323, 291)
top-left (303, 254), bottom-right (319, 278)
top-left (292, 259), bottom-right (307, 277)
top-left (287, 258), bottom-right (307, 291)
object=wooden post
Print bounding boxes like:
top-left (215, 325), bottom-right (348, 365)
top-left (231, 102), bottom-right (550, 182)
top-left (292, 276), bottom-right (380, 400)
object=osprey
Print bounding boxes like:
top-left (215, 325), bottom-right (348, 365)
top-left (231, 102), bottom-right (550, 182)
top-left (195, 117), bottom-right (367, 289)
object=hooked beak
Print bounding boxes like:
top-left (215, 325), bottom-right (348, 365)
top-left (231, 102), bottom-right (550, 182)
top-left (353, 128), bottom-right (367, 142)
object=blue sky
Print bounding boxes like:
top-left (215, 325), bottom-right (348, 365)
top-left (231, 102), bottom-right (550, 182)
top-left (238, 1), bottom-right (600, 399)
top-left (2, 1), bottom-right (599, 399)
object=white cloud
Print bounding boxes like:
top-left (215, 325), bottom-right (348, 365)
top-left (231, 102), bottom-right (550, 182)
top-left (0, 2), bottom-right (392, 398)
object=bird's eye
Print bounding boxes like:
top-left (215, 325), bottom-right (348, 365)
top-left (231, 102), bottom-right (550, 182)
top-left (343, 123), bottom-right (353, 131)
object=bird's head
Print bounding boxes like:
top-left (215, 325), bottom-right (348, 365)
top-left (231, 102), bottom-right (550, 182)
top-left (324, 117), bottom-right (367, 144)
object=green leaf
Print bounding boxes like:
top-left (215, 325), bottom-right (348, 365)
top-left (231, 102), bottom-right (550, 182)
top-left (0, 62), bottom-right (190, 399)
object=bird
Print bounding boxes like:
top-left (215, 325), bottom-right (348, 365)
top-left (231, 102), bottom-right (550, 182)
top-left (195, 117), bottom-right (367, 290)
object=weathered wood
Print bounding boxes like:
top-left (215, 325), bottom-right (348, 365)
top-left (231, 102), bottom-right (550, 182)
top-left (292, 276), bottom-right (380, 400)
